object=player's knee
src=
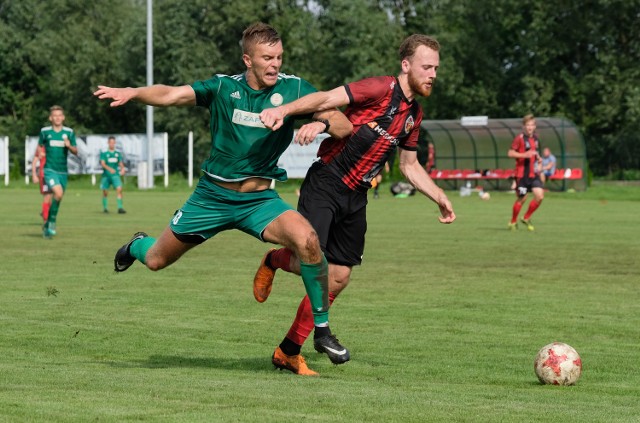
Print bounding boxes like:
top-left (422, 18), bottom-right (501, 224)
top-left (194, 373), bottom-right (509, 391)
top-left (298, 230), bottom-right (322, 263)
top-left (145, 255), bottom-right (168, 271)
top-left (533, 190), bottom-right (544, 202)
top-left (330, 274), bottom-right (351, 294)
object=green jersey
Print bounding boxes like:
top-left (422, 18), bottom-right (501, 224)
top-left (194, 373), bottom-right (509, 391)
top-left (38, 126), bottom-right (77, 174)
top-left (100, 149), bottom-right (123, 175)
top-left (191, 72), bottom-right (317, 182)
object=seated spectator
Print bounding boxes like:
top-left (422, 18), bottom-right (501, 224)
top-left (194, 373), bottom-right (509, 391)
top-left (425, 142), bottom-right (435, 173)
top-left (539, 147), bottom-right (557, 183)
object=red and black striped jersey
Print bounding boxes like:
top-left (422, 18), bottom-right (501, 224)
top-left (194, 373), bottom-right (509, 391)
top-left (317, 76), bottom-right (422, 191)
top-left (37, 145), bottom-right (46, 180)
top-left (511, 133), bottom-right (539, 178)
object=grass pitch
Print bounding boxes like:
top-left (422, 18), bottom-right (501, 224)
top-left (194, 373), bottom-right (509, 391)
top-left (0, 181), bottom-right (639, 422)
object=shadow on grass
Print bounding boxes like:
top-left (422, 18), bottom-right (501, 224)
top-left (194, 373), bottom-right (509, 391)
top-left (104, 355), bottom-right (273, 373)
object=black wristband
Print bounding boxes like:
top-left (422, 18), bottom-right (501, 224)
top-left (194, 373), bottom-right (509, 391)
top-left (313, 118), bottom-right (330, 133)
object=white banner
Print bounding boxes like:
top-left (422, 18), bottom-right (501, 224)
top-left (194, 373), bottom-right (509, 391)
top-left (24, 133), bottom-right (167, 178)
top-left (277, 133), bottom-right (329, 179)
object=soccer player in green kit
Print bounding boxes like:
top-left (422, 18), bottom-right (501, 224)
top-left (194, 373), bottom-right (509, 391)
top-left (100, 136), bottom-right (126, 214)
top-left (38, 105), bottom-right (78, 238)
top-left (93, 22), bottom-right (352, 373)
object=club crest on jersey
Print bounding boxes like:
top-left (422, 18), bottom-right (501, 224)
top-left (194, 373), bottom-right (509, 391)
top-left (404, 116), bottom-right (415, 133)
top-left (270, 93), bottom-right (283, 106)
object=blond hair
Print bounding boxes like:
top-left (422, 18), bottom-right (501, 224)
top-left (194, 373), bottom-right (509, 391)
top-left (399, 34), bottom-right (440, 60)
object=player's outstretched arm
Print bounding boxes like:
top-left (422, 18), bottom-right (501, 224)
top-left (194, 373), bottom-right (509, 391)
top-left (399, 149), bottom-right (455, 224)
top-left (260, 86), bottom-right (350, 131)
top-left (93, 85), bottom-right (196, 107)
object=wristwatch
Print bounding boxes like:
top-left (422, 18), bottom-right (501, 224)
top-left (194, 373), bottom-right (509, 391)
top-left (313, 118), bottom-right (330, 133)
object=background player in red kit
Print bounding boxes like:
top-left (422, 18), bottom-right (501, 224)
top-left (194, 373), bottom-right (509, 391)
top-left (255, 34), bottom-right (456, 376)
top-left (507, 114), bottom-right (544, 231)
top-left (31, 145), bottom-right (52, 222)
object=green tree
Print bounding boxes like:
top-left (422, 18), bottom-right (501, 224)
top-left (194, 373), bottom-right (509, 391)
top-left (1, 0), bottom-right (638, 177)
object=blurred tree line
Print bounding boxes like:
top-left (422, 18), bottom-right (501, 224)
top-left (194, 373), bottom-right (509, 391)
top-left (1, 0), bottom-right (639, 178)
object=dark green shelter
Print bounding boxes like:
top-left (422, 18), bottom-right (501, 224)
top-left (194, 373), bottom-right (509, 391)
top-left (421, 117), bottom-right (587, 191)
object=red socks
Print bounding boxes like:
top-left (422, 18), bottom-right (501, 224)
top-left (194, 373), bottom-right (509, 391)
top-left (270, 248), bottom-right (293, 272)
top-left (286, 292), bottom-right (336, 346)
top-left (511, 201), bottom-right (523, 223)
top-left (42, 201), bottom-right (51, 222)
top-left (524, 200), bottom-right (540, 220)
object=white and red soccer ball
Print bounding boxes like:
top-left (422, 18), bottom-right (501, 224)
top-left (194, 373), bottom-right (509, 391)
top-left (534, 342), bottom-right (582, 385)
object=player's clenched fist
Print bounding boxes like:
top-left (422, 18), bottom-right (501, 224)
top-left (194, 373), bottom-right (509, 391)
top-left (259, 107), bottom-right (286, 131)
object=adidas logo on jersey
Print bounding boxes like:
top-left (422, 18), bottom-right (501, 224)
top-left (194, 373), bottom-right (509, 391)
top-left (230, 91), bottom-right (241, 100)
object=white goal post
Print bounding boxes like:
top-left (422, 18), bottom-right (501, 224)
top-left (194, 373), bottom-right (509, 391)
top-left (0, 136), bottom-right (9, 186)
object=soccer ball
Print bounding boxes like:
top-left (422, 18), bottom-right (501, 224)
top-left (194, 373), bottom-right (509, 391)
top-left (534, 342), bottom-right (582, 385)
top-left (390, 181), bottom-right (416, 197)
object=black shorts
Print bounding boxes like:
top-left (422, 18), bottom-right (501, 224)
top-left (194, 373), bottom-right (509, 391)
top-left (298, 162), bottom-right (367, 267)
top-left (516, 175), bottom-right (544, 196)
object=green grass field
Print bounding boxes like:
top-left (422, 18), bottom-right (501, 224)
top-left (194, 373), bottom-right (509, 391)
top-left (1, 181), bottom-right (639, 422)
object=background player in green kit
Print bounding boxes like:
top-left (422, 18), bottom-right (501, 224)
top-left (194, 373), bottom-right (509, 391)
top-left (93, 22), bottom-right (353, 373)
top-left (100, 136), bottom-right (126, 214)
top-left (38, 105), bottom-right (78, 238)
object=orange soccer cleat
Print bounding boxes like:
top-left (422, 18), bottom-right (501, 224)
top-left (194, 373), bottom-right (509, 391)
top-left (272, 347), bottom-right (319, 376)
top-left (253, 249), bottom-right (276, 303)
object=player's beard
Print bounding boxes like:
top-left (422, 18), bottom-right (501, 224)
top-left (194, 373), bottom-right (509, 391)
top-left (408, 71), bottom-right (434, 98)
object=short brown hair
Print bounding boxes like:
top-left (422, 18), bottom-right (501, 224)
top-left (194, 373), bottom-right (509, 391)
top-left (49, 105), bottom-right (64, 113)
top-left (399, 34), bottom-right (440, 60)
top-left (242, 22), bottom-right (281, 55)
top-left (523, 114), bottom-right (535, 125)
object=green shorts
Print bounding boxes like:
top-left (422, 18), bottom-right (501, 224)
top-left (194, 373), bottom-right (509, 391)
top-left (169, 175), bottom-right (294, 243)
top-left (100, 173), bottom-right (122, 190)
top-left (43, 169), bottom-right (68, 191)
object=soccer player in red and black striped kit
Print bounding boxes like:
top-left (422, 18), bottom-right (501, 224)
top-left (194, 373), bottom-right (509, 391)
top-left (507, 114), bottom-right (544, 231)
top-left (254, 34), bottom-right (456, 376)
top-left (31, 145), bottom-right (52, 222)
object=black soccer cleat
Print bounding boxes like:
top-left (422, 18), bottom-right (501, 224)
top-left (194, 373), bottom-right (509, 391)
top-left (314, 334), bottom-right (350, 364)
top-left (114, 232), bottom-right (148, 272)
